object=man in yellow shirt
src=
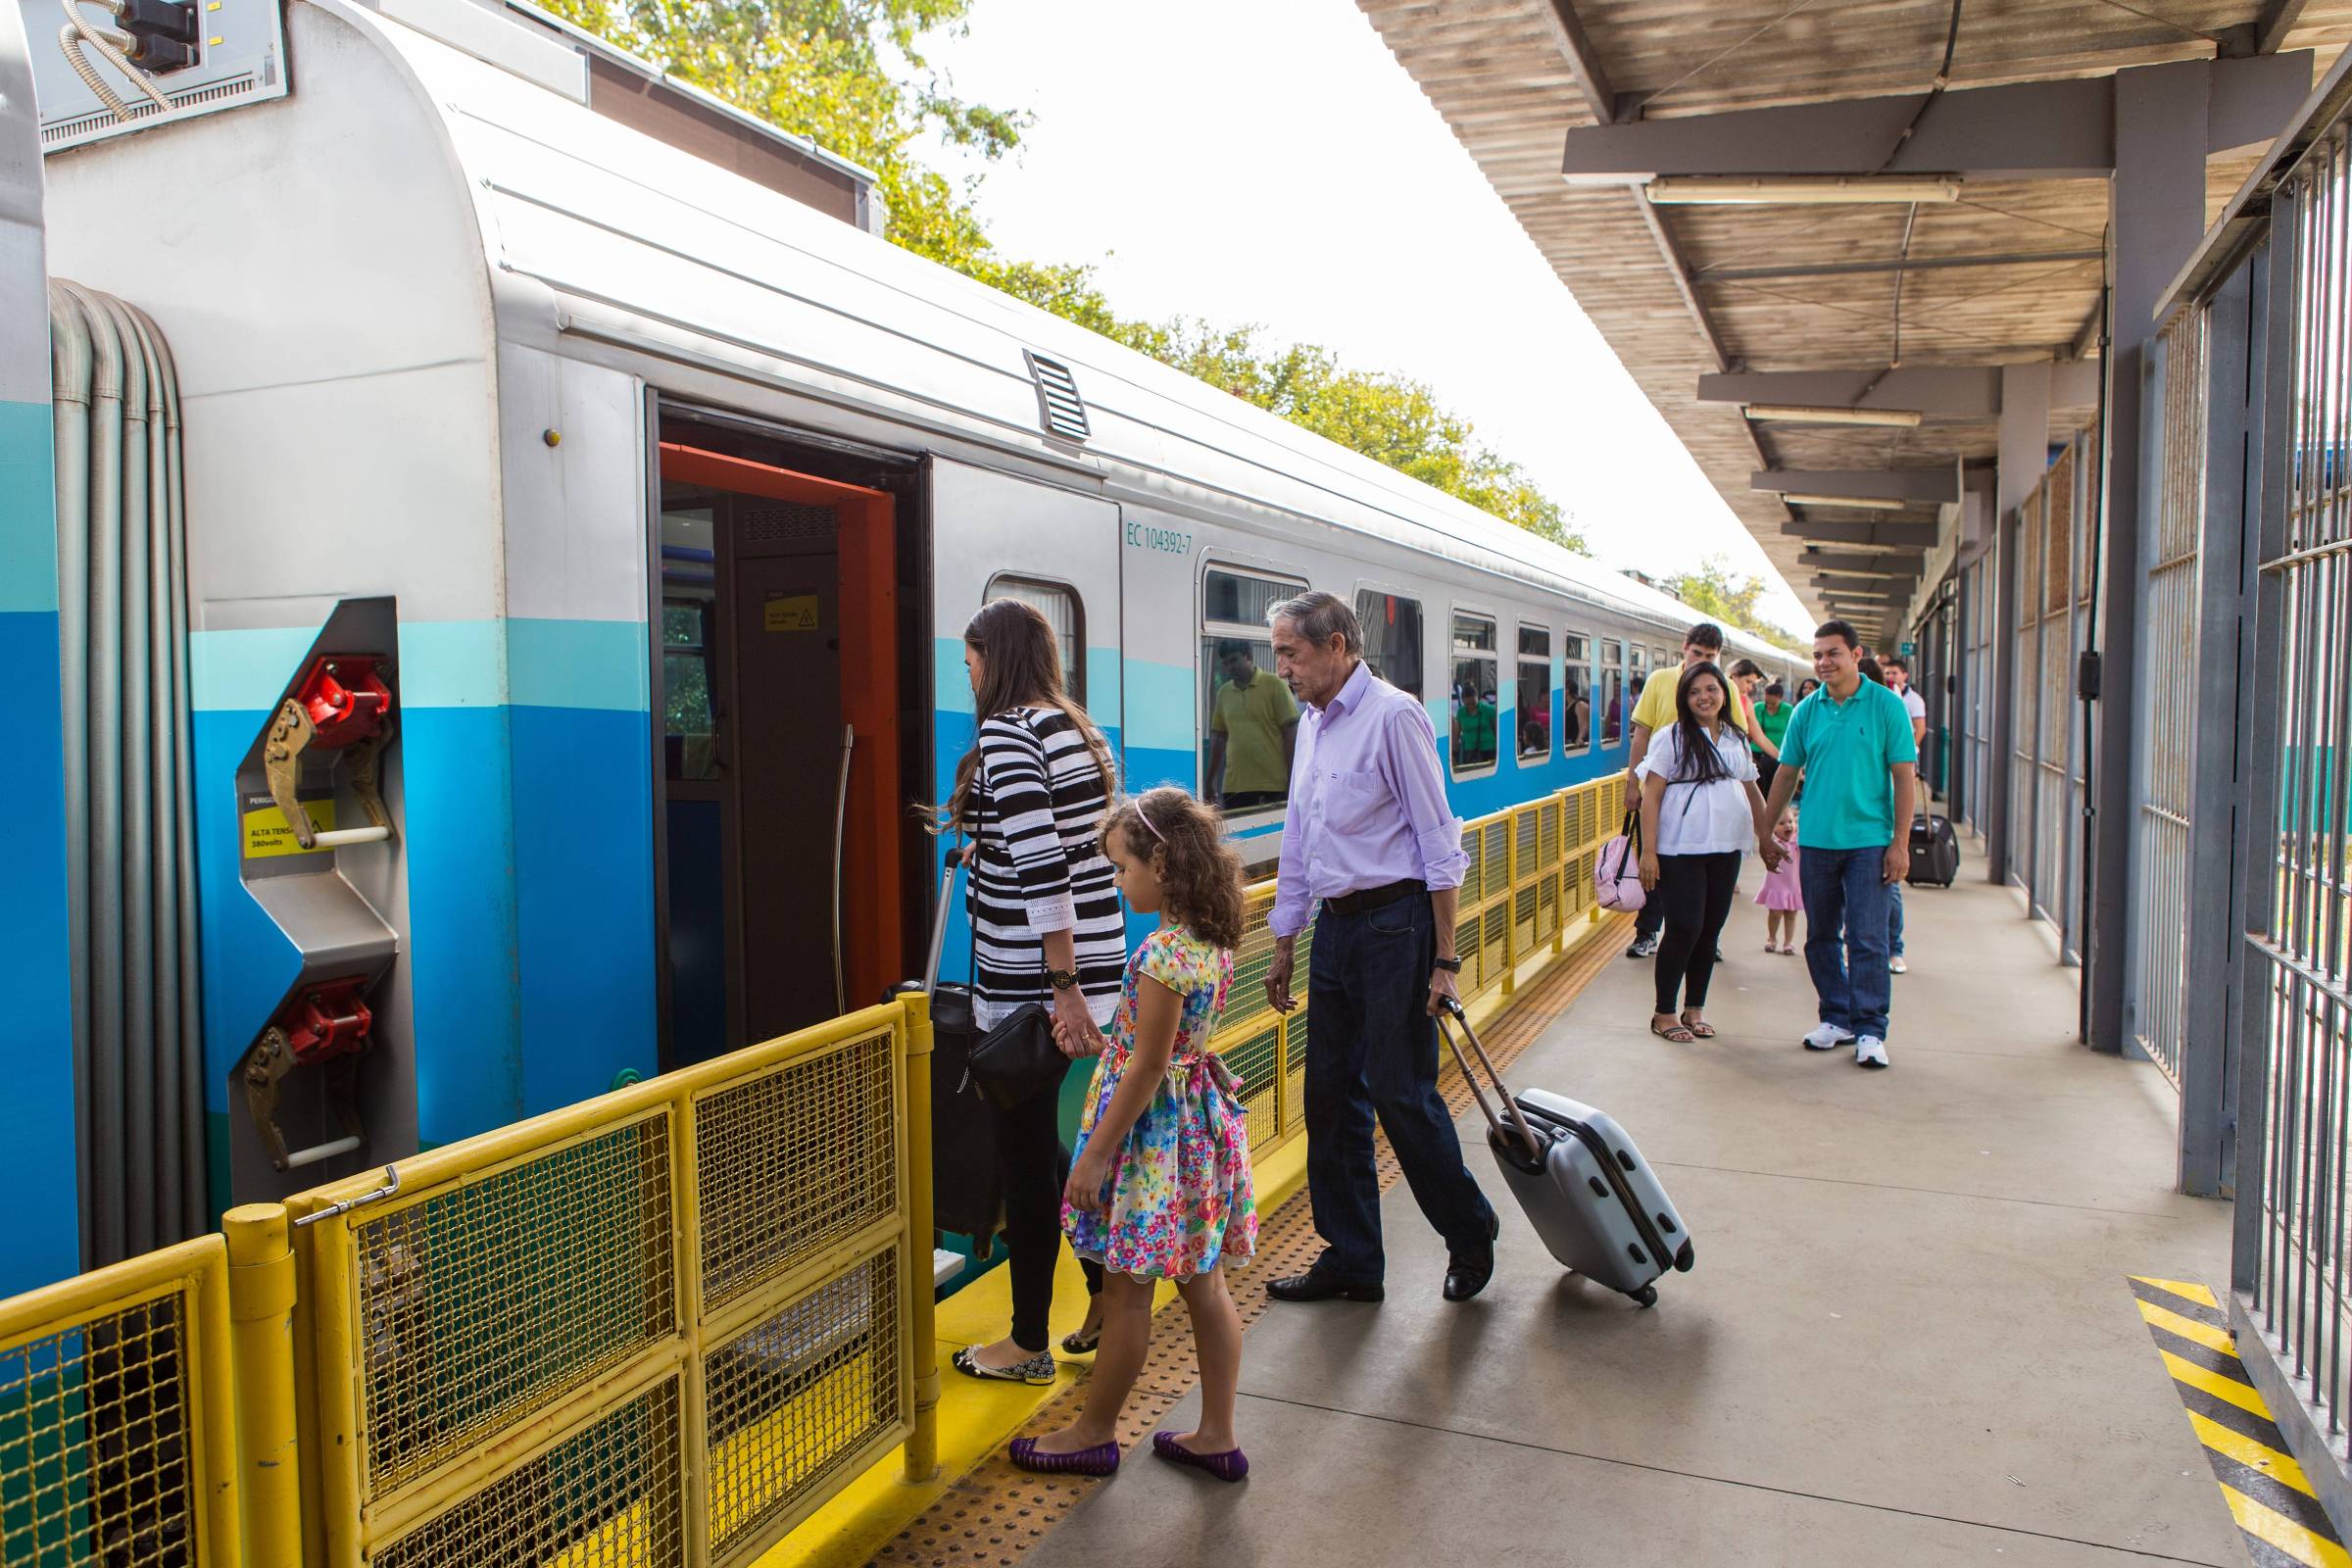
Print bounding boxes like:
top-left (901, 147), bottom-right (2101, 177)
top-left (1620, 622), bottom-right (1782, 958)
top-left (1208, 643), bottom-right (1300, 809)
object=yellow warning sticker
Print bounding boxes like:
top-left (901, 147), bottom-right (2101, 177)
top-left (242, 799), bottom-right (337, 858)
top-left (764, 595), bottom-right (820, 632)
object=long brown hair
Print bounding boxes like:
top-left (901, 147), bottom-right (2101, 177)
top-left (1101, 786), bottom-right (1246, 949)
top-left (930, 598), bottom-right (1115, 836)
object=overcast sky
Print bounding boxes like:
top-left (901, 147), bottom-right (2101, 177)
top-left (921, 0), bottom-right (1814, 639)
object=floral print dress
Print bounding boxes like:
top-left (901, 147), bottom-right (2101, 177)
top-left (1061, 926), bottom-right (1258, 1281)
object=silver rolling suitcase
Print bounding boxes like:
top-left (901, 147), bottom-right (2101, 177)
top-left (1439, 997), bottom-right (1694, 1306)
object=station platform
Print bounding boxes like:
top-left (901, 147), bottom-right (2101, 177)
top-left (815, 834), bottom-right (2300, 1567)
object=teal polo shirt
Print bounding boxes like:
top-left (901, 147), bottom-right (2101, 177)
top-left (1779, 680), bottom-right (1919, 850)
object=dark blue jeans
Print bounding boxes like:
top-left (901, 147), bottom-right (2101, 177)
top-left (1799, 846), bottom-right (1894, 1041)
top-left (1304, 895), bottom-right (1497, 1284)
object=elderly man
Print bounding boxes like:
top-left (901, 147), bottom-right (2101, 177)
top-left (1261, 591), bottom-right (1500, 1304)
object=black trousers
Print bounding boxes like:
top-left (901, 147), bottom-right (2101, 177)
top-left (1653, 852), bottom-right (1742, 1015)
top-left (992, 1058), bottom-right (1102, 1351)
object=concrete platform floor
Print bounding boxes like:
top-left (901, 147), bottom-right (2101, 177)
top-left (1023, 843), bottom-right (2242, 1567)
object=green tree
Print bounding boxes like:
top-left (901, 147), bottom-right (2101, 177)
top-left (537, 0), bottom-right (1582, 552)
top-left (1666, 557), bottom-right (1805, 654)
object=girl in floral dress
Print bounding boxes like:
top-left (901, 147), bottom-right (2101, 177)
top-left (1010, 785), bottom-right (1257, 1483)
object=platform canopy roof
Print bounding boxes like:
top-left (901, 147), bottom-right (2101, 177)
top-left (1360, 0), bottom-right (2352, 643)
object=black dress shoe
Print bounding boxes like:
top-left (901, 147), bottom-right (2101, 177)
top-left (1265, 1269), bottom-right (1385, 1303)
top-left (1444, 1213), bottom-right (1502, 1302)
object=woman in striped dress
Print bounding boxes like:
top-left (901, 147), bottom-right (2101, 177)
top-left (943, 599), bottom-right (1125, 1383)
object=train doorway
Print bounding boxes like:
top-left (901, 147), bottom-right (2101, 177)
top-left (655, 439), bottom-right (905, 1066)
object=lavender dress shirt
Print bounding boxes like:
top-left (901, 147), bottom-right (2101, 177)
top-left (1270, 660), bottom-right (1469, 941)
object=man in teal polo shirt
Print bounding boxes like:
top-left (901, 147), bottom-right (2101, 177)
top-left (1757, 620), bottom-right (1918, 1069)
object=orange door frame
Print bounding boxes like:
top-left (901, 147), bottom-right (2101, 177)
top-left (659, 442), bottom-right (905, 1017)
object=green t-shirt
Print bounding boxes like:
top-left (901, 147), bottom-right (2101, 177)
top-left (1210, 671), bottom-right (1299, 795)
top-left (1755, 698), bottom-right (1793, 749)
top-left (1778, 681), bottom-right (1919, 850)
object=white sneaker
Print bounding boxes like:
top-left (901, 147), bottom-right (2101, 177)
top-left (1889, 956), bottom-right (1909, 974)
top-left (1801, 1023), bottom-right (1855, 1052)
top-left (1855, 1036), bottom-right (1889, 1069)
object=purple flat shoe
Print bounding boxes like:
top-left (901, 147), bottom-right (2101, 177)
top-left (1152, 1431), bottom-right (1250, 1483)
top-left (1008, 1436), bottom-right (1121, 1477)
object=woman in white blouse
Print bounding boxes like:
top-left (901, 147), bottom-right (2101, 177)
top-left (1637, 663), bottom-right (1777, 1043)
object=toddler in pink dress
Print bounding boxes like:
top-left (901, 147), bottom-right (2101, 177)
top-left (1755, 808), bottom-right (1803, 954)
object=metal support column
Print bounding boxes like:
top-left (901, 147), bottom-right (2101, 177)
top-left (2093, 60), bottom-right (2212, 1052)
top-left (1988, 363), bottom-right (2050, 883)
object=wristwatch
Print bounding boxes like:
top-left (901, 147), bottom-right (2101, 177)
top-left (1048, 967), bottom-right (1080, 991)
top-left (1432, 956), bottom-right (1463, 974)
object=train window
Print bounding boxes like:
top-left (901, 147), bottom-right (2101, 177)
top-left (1517, 623), bottom-right (1551, 761)
top-left (1202, 566), bottom-right (1304, 814)
top-left (1563, 632), bottom-right (1592, 755)
top-left (1450, 612), bottom-right (1499, 776)
top-left (1600, 638), bottom-right (1625, 748)
top-left (661, 503), bottom-right (719, 783)
top-left (1356, 590), bottom-right (1425, 699)
top-left (987, 575), bottom-right (1086, 702)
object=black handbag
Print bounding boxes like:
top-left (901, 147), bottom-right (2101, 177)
top-left (885, 853), bottom-right (1004, 1242)
top-left (964, 1002), bottom-right (1068, 1110)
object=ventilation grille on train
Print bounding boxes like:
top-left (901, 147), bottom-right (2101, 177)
top-left (41, 74), bottom-right (258, 144)
top-left (1024, 351), bottom-right (1091, 443)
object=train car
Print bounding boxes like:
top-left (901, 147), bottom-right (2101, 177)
top-left (14, 0), bottom-right (1802, 1271)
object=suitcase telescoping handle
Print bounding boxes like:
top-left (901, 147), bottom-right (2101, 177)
top-left (1436, 996), bottom-right (1545, 1165)
top-left (921, 840), bottom-right (961, 997)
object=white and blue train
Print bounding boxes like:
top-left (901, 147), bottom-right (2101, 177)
top-left (2, 0), bottom-right (1800, 1285)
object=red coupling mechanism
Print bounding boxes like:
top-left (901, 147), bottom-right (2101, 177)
top-left (296, 656), bottom-right (392, 748)
top-left (277, 977), bottom-right (373, 1065)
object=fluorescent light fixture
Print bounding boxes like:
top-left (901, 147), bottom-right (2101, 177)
top-left (1647, 175), bottom-right (1962, 206)
top-left (1781, 492), bottom-right (1910, 512)
top-left (1743, 404), bottom-right (1925, 428)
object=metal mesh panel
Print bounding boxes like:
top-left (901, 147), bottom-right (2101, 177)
top-left (698, 1029), bottom-right (897, 1312)
top-left (1480, 903), bottom-right (1510, 991)
top-left (1483, 820), bottom-right (1509, 895)
top-left (0, 1295), bottom-right (192, 1567)
top-left (1536, 871), bottom-right (1560, 945)
top-left (1281, 1013), bottom-right (1307, 1136)
top-left (1455, 913), bottom-right (1482, 988)
top-left (1539, 799), bottom-right (1563, 868)
top-left (705, 1246), bottom-right (905, 1563)
top-left (1459, 823), bottom-right (1485, 903)
top-left (1219, 1024), bottom-right (1281, 1152)
top-left (356, 1115), bottom-right (677, 1493)
top-left (372, 1374), bottom-right (686, 1568)
top-left (1224, 889), bottom-right (1280, 1043)
top-left (1514, 885), bottom-right (1540, 954)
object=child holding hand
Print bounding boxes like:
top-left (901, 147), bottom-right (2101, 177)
top-left (1010, 786), bottom-right (1257, 1483)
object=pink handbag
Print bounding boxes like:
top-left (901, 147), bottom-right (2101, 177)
top-left (1595, 810), bottom-right (1646, 911)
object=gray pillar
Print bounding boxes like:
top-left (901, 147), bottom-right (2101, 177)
top-left (1985, 363), bottom-right (2050, 884)
top-left (2089, 62), bottom-right (2209, 1054)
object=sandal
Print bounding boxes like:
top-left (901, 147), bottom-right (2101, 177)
top-left (1649, 1017), bottom-right (1695, 1044)
top-left (1682, 1016), bottom-right (1717, 1039)
top-left (1059, 1322), bottom-right (1102, 1355)
top-left (1009, 1436), bottom-right (1120, 1476)
top-left (952, 1346), bottom-right (1056, 1386)
top-left (1152, 1431), bottom-right (1250, 1483)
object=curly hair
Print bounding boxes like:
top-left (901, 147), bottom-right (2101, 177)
top-left (1100, 785), bottom-right (1247, 950)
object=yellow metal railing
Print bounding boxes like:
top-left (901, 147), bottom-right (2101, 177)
top-left (1207, 777), bottom-right (1617, 1159)
top-left (286, 997), bottom-right (937, 1568)
top-left (0, 778), bottom-right (1618, 1568)
top-left (0, 1236), bottom-right (241, 1567)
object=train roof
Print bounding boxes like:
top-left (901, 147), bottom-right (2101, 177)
top-left (189, 0), bottom-right (1801, 665)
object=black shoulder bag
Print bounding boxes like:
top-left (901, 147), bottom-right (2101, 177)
top-left (957, 845), bottom-right (1075, 1111)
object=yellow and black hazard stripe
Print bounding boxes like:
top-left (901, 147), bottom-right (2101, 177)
top-left (2129, 1276), bottom-right (2350, 1568)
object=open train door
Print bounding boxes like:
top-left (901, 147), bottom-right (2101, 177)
top-left (925, 457), bottom-right (1124, 963)
top-left (656, 441), bottom-right (903, 1059)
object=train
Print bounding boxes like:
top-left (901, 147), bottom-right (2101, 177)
top-left (3, 0), bottom-right (1802, 1289)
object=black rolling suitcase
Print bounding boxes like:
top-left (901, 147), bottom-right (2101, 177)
top-left (1907, 812), bottom-right (1960, 888)
top-left (1438, 998), bottom-right (1693, 1306)
top-left (886, 855), bottom-right (1005, 1242)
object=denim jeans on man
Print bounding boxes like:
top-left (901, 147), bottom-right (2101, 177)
top-left (1304, 893), bottom-right (1496, 1283)
top-left (1799, 847), bottom-right (1894, 1040)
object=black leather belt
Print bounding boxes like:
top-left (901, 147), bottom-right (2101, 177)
top-left (1321, 878), bottom-right (1426, 918)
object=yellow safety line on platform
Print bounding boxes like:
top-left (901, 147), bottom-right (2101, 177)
top-left (2128, 1276), bottom-right (2350, 1568)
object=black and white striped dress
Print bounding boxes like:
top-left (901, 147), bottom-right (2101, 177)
top-left (964, 706), bottom-right (1125, 1029)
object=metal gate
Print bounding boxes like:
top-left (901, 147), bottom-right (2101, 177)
top-left (2001, 445), bottom-right (2090, 956)
top-left (2133, 310), bottom-right (2208, 1089)
top-left (1963, 556), bottom-right (1994, 835)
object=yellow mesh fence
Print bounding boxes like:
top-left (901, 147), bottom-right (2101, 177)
top-left (370, 1373), bottom-right (687, 1568)
top-left (355, 1112), bottom-right (678, 1494)
top-left (704, 1242), bottom-right (905, 1563)
top-left (0, 1240), bottom-right (234, 1568)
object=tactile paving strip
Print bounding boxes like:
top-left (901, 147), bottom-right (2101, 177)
top-left (870, 913), bottom-right (1632, 1568)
